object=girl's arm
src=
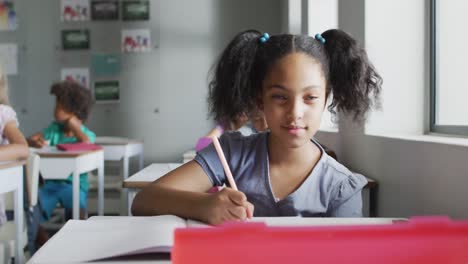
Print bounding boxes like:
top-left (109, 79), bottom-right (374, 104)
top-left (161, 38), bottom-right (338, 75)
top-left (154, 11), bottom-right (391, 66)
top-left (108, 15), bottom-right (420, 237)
top-left (0, 120), bottom-right (29, 161)
top-left (66, 116), bottom-right (90, 143)
top-left (27, 132), bottom-right (46, 148)
top-left (132, 160), bottom-right (254, 225)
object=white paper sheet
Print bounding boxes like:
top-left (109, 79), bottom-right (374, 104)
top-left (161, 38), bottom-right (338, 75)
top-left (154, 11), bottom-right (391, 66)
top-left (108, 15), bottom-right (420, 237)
top-left (121, 29), bottom-right (151, 53)
top-left (0, 44), bottom-right (17, 75)
top-left (61, 67), bottom-right (90, 88)
top-left (61, 0), bottom-right (90, 21)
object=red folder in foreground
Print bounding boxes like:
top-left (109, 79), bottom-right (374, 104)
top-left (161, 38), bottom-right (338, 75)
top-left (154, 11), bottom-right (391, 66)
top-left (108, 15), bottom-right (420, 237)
top-left (172, 216), bottom-right (468, 264)
top-left (56, 142), bottom-right (102, 151)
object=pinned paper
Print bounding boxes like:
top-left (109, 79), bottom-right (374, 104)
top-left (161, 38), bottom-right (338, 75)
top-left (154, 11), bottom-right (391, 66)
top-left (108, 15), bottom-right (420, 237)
top-left (122, 0), bottom-right (149, 21)
top-left (62, 29), bottom-right (90, 50)
top-left (61, 0), bottom-right (90, 21)
top-left (92, 54), bottom-right (120, 77)
top-left (61, 68), bottom-right (90, 89)
top-left (122, 29), bottom-right (151, 53)
top-left (0, 44), bottom-right (18, 75)
top-left (94, 80), bottom-right (119, 102)
top-left (0, 0), bottom-right (17, 30)
top-left (91, 0), bottom-right (119, 20)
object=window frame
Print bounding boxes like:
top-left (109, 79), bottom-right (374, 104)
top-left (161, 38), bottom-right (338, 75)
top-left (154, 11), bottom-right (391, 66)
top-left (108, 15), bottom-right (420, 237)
top-left (430, 0), bottom-right (468, 136)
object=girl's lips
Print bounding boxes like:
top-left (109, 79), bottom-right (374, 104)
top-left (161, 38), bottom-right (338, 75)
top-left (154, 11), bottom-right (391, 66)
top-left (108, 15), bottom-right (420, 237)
top-left (283, 126), bottom-right (306, 135)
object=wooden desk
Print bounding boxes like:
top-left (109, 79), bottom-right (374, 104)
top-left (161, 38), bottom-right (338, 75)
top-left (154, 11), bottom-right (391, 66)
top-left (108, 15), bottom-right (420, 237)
top-left (95, 137), bottom-right (144, 215)
top-left (33, 147), bottom-right (105, 219)
top-left (123, 163), bottom-right (182, 214)
top-left (0, 160), bottom-right (25, 264)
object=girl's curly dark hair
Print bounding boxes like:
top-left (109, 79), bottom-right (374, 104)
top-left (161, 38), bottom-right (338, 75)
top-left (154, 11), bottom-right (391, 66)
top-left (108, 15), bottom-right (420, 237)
top-left (208, 29), bottom-right (382, 124)
top-left (321, 29), bottom-right (382, 122)
top-left (50, 81), bottom-right (93, 121)
top-left (208, 30), bottom-right (262, 125)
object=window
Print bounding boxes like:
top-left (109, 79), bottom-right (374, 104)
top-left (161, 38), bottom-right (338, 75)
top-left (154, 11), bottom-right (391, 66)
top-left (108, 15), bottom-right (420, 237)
top-left (431, 0), bottom-right (468, 136)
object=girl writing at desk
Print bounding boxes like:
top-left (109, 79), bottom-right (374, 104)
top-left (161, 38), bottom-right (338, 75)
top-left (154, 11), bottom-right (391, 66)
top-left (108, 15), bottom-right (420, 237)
top-left (133, 29), bottom-right (382, 225)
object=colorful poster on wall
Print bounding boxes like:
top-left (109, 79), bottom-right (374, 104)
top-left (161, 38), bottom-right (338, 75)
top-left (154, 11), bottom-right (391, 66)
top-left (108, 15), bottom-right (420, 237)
top-left (61, 0), bottom-right (90, 21)
top-left (62, 29), bottom-right (90, 50)
top-left (121, 29), bottom-right (151, 53)
top-left (122, 0), bottom-right (149, 21)
top-left (91, 0), bottom-right (118, 20)
top-left (0, 44), bottom-right (17, 75)
top-left (94, 80), bottom-right (119, 102)
top-left (92, 53), bottom-right (120, 77)
top-left (61, 68), bottom-right (90, 89)
top-left (0, 0), bottom-right (17, 31)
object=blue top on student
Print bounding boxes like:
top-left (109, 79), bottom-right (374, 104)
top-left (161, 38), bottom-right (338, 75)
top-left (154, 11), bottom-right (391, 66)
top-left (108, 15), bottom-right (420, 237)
top-left (195, 131), bottom-right (367, 217)
top-left (28, 81), bottom-right (95, 220)
top-left (43, 121), bottom-right (96, 192)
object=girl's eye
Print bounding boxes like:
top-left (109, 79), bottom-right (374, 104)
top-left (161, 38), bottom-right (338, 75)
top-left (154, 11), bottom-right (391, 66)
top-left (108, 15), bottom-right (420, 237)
top-left (305, 95), bottom-right (319, 101)
top-left (272, 94), bottom-right (287, 100)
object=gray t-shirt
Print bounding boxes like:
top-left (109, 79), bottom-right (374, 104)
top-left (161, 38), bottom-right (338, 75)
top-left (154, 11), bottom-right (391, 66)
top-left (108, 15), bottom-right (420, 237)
top-left (195, 131), bottom-right (367, 217)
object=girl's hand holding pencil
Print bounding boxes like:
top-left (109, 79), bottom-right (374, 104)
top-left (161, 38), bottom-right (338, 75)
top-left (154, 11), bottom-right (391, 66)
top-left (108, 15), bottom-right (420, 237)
top-left (202, 136), bottom-right (254, 225)
top-left (203, 187), bottom-right (254, 225)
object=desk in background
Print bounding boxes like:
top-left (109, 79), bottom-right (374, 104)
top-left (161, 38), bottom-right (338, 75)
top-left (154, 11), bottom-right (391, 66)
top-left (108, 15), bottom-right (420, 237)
top-left (34, 147), bottom-right (105, 219)
top-left (95, 137), bottom-right (144, 215)
top-left (0, 160), bottom-right (25, 264)
top-left (182, 150), bottom-right (196, 163)
top-left (123, 163), bottom-right (182, 214)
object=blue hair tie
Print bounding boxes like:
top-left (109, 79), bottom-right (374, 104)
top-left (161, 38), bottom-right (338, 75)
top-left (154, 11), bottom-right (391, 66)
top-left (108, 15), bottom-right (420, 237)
top-left (259, 32), bottom-right (270, 43)
top-left (314, 33), bottom-right (326, 44)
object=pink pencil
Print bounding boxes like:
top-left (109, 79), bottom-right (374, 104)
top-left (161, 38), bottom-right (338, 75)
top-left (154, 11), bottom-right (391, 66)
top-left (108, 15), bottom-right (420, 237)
top-left (211, 136), bottom-right (238, 190)
top-left (211, 136), bottom-right (252, 219)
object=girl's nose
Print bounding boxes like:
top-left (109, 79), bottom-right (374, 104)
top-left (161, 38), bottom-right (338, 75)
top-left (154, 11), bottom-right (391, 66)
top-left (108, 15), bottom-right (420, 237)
top-left (286, 99), bottom-right (304, 121)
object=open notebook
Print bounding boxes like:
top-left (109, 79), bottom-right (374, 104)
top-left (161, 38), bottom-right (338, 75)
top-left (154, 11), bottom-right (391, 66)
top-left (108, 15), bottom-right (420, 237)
top-left (30, 215), bottom-right (404, 263)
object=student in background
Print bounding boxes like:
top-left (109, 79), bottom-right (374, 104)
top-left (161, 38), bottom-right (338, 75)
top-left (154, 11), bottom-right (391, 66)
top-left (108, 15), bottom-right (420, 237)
top-left (27, 81), bottom-right (95, 244)
top-left (132, 29), bottom-right (382, 224)
top-left (0, 63), bottom-right (29, 227)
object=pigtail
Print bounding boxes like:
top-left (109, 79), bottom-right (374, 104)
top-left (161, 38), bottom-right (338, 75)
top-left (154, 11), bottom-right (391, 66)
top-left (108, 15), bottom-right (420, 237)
top-left (321, 29), bottom-right (382, 123)
top-left (208, 30), bottom-right (262, 125)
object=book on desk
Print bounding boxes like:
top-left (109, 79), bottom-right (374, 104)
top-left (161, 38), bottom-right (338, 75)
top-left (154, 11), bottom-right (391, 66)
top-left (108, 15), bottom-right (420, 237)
top-left (56, 142), bottom-right (102, 151)
top-left (29, 215), bottom-right (468, 264)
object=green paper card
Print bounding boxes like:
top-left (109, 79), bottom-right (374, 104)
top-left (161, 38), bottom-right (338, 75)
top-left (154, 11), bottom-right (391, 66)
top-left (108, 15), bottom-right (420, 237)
top-left (92, 54), bottom-right (121, 77)
top-left (122, 0), bottom-right (149, 21)
top-left (94, 80), bottom-right (119, 102)
top-left (62, 29), bottom-right (90, 50)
